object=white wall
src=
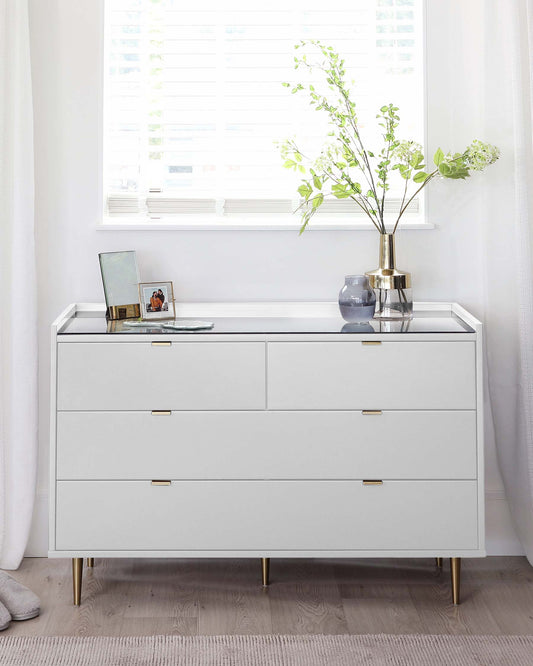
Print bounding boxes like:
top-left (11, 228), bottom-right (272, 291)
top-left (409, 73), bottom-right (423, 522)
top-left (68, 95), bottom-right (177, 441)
top-left (25, 0), bottom-right (523, 557)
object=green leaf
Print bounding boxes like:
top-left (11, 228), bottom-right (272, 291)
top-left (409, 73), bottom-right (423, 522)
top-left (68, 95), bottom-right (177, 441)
top-left (438, 162), bottom-right (451, 176)
top-left (433, 148), bottom-right (444, 166)
top-left (312, 193), bottom-right (324, 209)
top-left (398, 164), bottom-right (411, 180)
top-left (283, 159), bottom-right (296, 169)
top-left (446, 166), bottom-right (470, 179)
top-left (313, 175), bottom-right (322, 189)
top-left (298, 184), bottom-right (312, 199)
top-left (332, 184), bottom-right (350, 198)
top-left (409, 150), bottom-right (424, 168)
top-left (413, 171), bottom-right (429, 183)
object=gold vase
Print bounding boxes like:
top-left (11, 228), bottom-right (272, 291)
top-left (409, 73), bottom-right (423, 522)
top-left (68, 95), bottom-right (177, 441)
top-left (365, 234), bottom-right (413, 319)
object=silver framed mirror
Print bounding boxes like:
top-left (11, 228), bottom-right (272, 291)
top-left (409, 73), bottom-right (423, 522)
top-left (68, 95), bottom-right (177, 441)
top-left (99, 250), bottom-right (141, 320)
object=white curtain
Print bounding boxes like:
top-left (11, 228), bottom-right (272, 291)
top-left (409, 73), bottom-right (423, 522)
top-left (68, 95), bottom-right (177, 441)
top-left (0, 0), bottom-right (38, 569)
top-left (482, 0), bottom-right (533, 564)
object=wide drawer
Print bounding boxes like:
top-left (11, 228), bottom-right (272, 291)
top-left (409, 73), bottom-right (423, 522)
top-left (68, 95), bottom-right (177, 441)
top-left (57, 342), bottom-right (265, 411)
top-left (55, 480), bottom-right (478, 551)
top-left (267, 341), bottom-right (476, 410)
top-left (56, 410), bottom-right (477, 480)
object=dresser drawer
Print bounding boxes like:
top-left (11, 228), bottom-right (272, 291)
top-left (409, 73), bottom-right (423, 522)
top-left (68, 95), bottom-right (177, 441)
top-left (56, 410), bottom-right (477, 480)
top-left (55, 480), bottom-right (478, 551)
top-left (267, 341), bottom-right (476, 410)
top-left (57, 342), bottom-right (265, 411)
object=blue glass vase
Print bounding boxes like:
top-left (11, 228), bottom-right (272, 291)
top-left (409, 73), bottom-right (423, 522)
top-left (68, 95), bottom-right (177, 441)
top-left (338, 275), bottom-right (376, 323)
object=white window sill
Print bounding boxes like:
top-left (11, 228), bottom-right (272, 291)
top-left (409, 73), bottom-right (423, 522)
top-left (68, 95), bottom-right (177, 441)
top-left (97, 215), bottom-right (435, 232)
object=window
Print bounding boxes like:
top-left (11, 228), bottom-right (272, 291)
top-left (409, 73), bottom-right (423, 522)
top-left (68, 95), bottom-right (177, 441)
top-left (103, 0), bottom-right (425, 226)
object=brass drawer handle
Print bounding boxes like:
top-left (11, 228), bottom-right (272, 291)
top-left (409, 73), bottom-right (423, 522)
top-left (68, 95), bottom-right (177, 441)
top-left (151, 341), bottom-right (172, 347)
top-left (362, 410), bottom-right (382, 415)
top-left (362, 341), bottom-right (381, 346)
top-left (151, 410), bottom-right (171, 416)
top-left (151, 480), bottom-right (171, 486)
top-left (363, 480), bottom-right (383, 486)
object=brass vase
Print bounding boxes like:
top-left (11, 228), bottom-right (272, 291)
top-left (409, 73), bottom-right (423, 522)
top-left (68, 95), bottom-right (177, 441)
top-left (365, 233), bottom-right (413, 319)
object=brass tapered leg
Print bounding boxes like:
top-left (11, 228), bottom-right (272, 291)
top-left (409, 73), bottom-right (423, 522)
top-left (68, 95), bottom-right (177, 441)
top-left (436, 557), bottom-right (443, 568)
top-left (450, 557), bottom-right (461, 605)
top-left (87, 558), bottom-right (94, 568)
top-left (261, 558), bottom-right (270, 586)
top-left (72, 558), bottom-right (83, 606)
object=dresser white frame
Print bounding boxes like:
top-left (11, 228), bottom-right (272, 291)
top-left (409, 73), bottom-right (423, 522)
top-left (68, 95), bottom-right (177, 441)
top-left (49, 302), bottom-right (483, 606)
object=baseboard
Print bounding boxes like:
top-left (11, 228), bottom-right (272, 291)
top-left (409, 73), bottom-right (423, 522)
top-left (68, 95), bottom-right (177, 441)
top-left (24, 489), bottom-right (525, 558)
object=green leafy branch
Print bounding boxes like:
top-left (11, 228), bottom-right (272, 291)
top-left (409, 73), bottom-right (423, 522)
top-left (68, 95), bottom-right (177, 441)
top-left (279, 41), bottom-right (500, 235)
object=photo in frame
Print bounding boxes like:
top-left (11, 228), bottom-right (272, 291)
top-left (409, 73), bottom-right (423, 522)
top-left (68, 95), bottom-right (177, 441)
top-left (138, 281), bottom-right (176, 320)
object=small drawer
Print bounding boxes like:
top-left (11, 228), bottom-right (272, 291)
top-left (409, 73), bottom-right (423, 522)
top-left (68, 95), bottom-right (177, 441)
top-left (55, 480), bottom-right (478, 551)
top-left (56, 410), bottom-right (477, 480)
top-left (267, 341), bottom-right (476, 410)
top-left (57, 342), bottom-right (266, 411)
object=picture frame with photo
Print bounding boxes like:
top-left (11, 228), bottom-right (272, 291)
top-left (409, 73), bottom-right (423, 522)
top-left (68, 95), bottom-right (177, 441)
top-left (138, 281), bottom-right (176, 320)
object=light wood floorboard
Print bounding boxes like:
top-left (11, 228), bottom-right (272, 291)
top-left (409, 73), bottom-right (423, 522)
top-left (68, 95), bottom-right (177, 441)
top-left (3, 556), bottom-right (533, 636)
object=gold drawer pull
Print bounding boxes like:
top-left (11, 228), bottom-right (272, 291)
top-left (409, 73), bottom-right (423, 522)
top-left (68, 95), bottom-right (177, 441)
top-left (362, 341), bottom-right (381, 346)
top-left (151, 480), bottom-right (171, 486)
top-left (151, 341), bottom-right (172, 347)
top-left (363, 480), bottom-right (383, 486)
top-left (151, 410), bottom-right (171, 416)
top-left (362, 410), bottom-right (382, 415)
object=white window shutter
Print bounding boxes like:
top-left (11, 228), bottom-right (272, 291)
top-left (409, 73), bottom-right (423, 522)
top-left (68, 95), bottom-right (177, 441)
top-left (104, 0), bottom-right (424, 222)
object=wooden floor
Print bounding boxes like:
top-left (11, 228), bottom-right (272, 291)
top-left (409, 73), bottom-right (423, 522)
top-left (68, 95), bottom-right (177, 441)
top-left (3, 557), bottom-right (533, 636)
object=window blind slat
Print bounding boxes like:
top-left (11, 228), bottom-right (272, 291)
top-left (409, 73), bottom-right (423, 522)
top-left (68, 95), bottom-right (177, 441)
top-left (107, 195), bottom-right (419, 218)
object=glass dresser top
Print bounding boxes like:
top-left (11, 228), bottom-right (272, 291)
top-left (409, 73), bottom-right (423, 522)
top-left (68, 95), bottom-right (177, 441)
top-left (60, 310), bottom-right (475, 335)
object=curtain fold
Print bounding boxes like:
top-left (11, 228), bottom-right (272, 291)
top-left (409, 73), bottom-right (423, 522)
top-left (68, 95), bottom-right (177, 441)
top-left (482, 0), bottom-right (533, 564)
top-left (0, 0), bottom-right (38, 569)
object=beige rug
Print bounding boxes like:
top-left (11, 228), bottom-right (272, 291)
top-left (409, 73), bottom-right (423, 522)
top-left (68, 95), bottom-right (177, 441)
top-left (1, 634), bottom-right (532, 665)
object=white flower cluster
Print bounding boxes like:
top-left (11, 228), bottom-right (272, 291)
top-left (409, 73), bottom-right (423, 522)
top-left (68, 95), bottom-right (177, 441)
top-left (392, 140), bottom-right (423, 164)
top-left (313, 143), bottom-right (342, 171)
top-left (465, 140), bottom-right (500, 171)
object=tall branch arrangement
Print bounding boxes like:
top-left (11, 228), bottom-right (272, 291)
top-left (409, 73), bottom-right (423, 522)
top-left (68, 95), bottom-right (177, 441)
top-left (280, 41), bottom-right (500, 235)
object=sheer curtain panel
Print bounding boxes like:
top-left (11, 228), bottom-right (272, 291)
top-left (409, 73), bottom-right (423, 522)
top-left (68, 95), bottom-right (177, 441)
top-left (482, 0), bottom-right (533, 565)
top-left (0, 0), bottom-right (38, 569)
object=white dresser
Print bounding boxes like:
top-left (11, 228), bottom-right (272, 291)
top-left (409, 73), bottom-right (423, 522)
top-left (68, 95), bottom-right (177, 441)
top-left (49, 302), bottom-right (484, 605)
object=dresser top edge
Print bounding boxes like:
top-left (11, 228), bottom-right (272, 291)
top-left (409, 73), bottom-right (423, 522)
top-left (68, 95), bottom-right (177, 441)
top-left (52, 301), bottom-right (480, 339)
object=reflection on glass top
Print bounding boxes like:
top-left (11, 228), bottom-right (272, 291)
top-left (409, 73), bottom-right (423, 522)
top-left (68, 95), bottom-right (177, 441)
top-left (60, 310), bottom-right (474, 335)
